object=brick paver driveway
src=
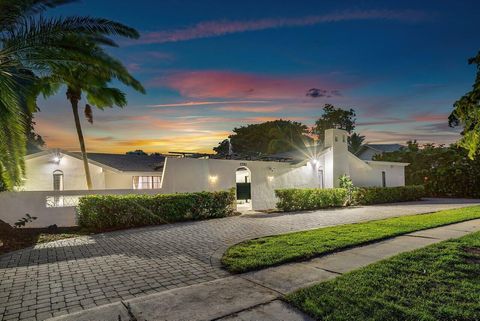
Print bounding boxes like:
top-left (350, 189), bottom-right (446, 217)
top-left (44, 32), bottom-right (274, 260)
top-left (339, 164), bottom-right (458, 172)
top-left (1, 198), bottom-right (479, 321)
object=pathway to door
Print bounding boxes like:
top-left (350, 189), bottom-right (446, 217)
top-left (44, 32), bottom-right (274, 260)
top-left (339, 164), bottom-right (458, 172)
top-left (1, 198), bottom-right (479, 321)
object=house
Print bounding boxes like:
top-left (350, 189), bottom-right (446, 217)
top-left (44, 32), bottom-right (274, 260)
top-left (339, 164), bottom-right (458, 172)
top-left (19, 129), bottom-right (408, 211)
top-left (356, 143), bottom-right (404, 160)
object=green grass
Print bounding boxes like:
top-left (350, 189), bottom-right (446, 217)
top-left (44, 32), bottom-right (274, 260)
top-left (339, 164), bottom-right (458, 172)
top-left (287, 231), bottom-right (480, 321)
top-left (222, 206), bottom-right (480, 273)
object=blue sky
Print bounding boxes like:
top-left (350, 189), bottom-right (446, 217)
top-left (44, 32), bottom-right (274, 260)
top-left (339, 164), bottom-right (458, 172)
top-left (36, 0), bottom-right (480, 153)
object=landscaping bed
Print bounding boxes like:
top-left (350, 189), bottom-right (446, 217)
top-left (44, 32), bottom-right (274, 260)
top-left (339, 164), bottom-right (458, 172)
top-left (275, 185), bottom-right (424, 211)
top-left (0, 223), bottom-right (92, 255)
top-left (287, 231), bottom-right (480, 321)
top-left (222, 206), bottom-right (480, 273)
top-left (77, 189), bottom-right (236, 230)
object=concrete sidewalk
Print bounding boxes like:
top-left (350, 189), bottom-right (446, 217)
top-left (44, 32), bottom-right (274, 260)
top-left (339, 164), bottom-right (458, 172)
top-left (47, 218), bottom-right (480, 321)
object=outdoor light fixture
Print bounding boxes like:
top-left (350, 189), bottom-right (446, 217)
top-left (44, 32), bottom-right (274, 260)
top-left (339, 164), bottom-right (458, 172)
top-left (208, 175), bottom-right (218, 183)
top-left (267, 175), bottom-right (274, 182)
top-left (52, 152), bottom-right (62, 164)
top-left (311, 158), bottom-right (318, 165)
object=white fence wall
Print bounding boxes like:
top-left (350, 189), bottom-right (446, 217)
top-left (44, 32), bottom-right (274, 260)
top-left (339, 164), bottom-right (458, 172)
top-left (0, 189), bottom-right (165, 228)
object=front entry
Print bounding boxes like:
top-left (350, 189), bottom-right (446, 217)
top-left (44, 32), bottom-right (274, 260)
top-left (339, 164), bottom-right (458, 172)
top-left (236, 167), bottom-right (252, 211)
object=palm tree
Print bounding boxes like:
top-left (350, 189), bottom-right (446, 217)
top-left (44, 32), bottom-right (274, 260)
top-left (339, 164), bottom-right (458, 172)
top-left (0, 0), bottom-right (141, 189)
top-left (348, 132), bottom-right (365, 154)
top-left (39, 41), bottom-right (145, 189)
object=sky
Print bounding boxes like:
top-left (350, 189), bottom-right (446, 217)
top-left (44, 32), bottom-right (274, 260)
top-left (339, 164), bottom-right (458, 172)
top-left (35, 0), bottom-right (480, 153)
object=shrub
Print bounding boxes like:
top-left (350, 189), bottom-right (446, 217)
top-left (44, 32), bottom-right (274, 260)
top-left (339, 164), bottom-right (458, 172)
top-left (275, 188), bottom-right (348, 211)
top-left (352, 185), bottom-right (425, 205)
top-left (77, 189), bottom-right (236, 230)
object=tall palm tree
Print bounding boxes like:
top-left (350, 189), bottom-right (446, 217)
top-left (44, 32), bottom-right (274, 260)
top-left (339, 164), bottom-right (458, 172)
top-left (0, 0), bottom-right (141, 189)
top-left (39, 41), bottom-right (145, 189)
top-left (348, 132), bottom-right (365, 154)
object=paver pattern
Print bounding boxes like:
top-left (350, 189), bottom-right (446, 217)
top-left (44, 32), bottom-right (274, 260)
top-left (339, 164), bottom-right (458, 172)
top-left (1, 198), bottom-right (479, 321)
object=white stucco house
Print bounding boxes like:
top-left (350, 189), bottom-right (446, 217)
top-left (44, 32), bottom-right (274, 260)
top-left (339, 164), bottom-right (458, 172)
top-left (17, 129), bottom-right (408, 211)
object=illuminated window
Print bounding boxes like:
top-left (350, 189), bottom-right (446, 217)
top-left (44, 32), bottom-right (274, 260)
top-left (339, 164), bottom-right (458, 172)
top-left (133, 176), bottom-right (162, 189)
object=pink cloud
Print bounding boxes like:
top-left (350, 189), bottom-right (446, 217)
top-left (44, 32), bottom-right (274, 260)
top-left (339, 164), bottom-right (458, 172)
top-left (411, 112), bottom-right (448, 122)
top-left (217, 105), bottom-right (284, 113)
top-left (133, 9), bottom-right (427, 45)
top-left (147, 100), bottom-right (270, 107)
top-left (152, 70), bottom-right (347, 99)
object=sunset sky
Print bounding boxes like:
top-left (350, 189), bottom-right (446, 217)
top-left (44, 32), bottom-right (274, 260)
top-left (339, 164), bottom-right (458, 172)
top-left (35, 0), bottom-right (479, 153)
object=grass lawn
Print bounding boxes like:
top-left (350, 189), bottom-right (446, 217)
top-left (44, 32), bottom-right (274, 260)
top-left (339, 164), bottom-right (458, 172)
top-left (287, 231), bottom-right (480, 321)
top-left (0, 226), bottom-right (93, 255)
top-left (222, 206), bottom-right (480, 273)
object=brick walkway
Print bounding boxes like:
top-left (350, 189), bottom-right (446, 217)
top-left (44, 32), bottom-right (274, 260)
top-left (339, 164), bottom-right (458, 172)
top-left (0, 198), bottom-right (479, 321)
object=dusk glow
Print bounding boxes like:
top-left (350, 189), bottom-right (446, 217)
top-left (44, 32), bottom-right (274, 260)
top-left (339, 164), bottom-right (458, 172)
top-left (35, 0), bottom-right (479, 153)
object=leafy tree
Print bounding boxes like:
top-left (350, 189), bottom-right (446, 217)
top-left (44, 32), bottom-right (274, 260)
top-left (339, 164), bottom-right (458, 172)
top-left (213, 139), bottom-right (230, 155)
top-left (375, 143), bottom-right (480, 197)
top-left (39, 40), bottom-right (145, 189)
top-left (348, 132), bottom-right (365, 154)
top-left (313, 104), bottom-right (356, 141)
top-left (0, 0), bottom-right (145, 189)
top-left (449, 51), bottom-right (480, 159)
top-left (215, 120), bottom-right (312, 156)
top-left (126, 150), bottom-right (147, 155)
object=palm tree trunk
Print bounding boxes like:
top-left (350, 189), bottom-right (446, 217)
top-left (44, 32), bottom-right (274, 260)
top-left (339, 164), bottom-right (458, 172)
top-left (67, 88), bottom-right (93, 190)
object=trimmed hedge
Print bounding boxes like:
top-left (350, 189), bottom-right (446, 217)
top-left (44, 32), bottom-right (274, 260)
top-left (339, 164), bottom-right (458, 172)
top-left (353, 185), bottom-right (425, 205)
top-left (275, 185), bottom-right (425, 211)
top-left (77, 190), bottom-right (236, 230)
top-left (275, 188), bottom-right (348, 211)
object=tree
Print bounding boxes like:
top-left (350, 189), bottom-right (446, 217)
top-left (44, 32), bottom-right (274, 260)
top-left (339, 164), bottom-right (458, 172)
top-left (39, 40), bottom-right (145, 189)
top-left (213, 139), bottom-right (230, 155)
top-left (375, 142), bottom-right (480, 198)
top-left (313, 104), bottom-right (356, 141)
top-left (348, 132), bottom-right (365, 154)
top-left (215, 120), bottom-right (312, 156)
top-left (0, 0), bottom-right (145, 189)
top-left (449, 51), bottom-right (480, 159)
top-left (126, 150), bottom-right (147, 155)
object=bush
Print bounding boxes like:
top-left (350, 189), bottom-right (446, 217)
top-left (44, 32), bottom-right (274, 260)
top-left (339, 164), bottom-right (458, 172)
top-left (352, 185), bottom-right (425, 205)
top-left (275, 188), bottom-right (348, 211)
top-left (77, 189), bottom-right (236, 230)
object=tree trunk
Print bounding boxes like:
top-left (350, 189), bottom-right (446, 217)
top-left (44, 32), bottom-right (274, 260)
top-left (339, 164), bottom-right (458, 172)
top-left (67, 88), bottom-right (93, 190)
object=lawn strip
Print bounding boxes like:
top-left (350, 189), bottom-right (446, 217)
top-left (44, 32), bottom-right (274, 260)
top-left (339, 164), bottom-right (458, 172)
top-left (286, 231), bottom-right (480, 321)
top-left (222, 206), bottom-right (480, 272)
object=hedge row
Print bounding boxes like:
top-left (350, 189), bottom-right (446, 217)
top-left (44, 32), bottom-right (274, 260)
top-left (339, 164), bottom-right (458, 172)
top-left (275, 188), bottom-right (348, 211)
top-left (275, 185), bottom-right (425, 211)
top-left (76, 190), bottom-right (236, 230)
top-left (353, 185), bottom-right (425, 205)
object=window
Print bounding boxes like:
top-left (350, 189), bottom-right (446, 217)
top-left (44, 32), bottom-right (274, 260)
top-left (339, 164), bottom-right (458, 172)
top-left (318, 169), bottom-right (324, 188)
top-left (382, 171), bottom-right (386, 187)
top-left (133, 176), bottom-right (162, 189)
top-left (53, 170), bottom-right (64, 191)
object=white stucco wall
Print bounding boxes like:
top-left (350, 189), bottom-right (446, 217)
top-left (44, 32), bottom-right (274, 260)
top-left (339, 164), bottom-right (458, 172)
top-left (22, 153), bottom-right (106, 191)
top-left (160, 157), bottom-right (320, 210)
top-left (348, 155), bottom-right (406, 187)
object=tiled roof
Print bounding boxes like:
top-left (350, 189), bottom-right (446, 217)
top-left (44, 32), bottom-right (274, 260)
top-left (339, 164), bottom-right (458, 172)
top-left (72, 153), bottom-right (165, 172)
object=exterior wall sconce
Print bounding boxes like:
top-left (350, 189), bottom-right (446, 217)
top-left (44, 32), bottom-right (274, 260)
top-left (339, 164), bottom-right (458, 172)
top-left (267, 175), bottom-right (274, 182)
top-left (208, 175), bottom-right (218, 184)
top-left (310, 158), bottom-right (318, 165)
top-left (52, 152), bottom-right (63, 164)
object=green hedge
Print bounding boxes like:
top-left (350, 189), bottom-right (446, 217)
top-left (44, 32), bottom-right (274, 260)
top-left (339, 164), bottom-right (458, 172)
top-left (275, 185), bottom-right (425, 211)
top-left (275, 188), bottom-right (348, 211)
top-left (353, 185), bottom-right (425, 205)
top-left (77, 190), bottom-right (236, 230)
